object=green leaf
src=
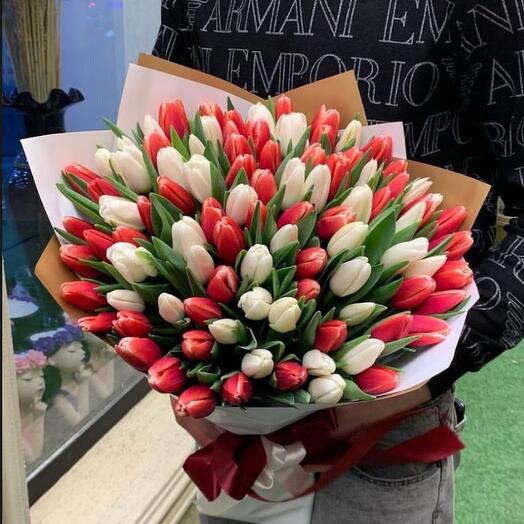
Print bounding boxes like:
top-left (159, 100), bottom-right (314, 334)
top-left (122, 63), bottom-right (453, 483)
top-left (261, 340), bottom-right (286, 362)
top-left (227, 96), bottom-right (235, 111)
top-left (432, 296), bottom-right (471, 319)
top-left (63, 172), bottom-right (90, 196)
top-left (191, 111), bottom-right (207, 144)
top-left (326, 185), bottom-right (352, 209)
top-left (234, 249), bottom-right (247, 274)
top-left (102, 117), bottom-right (125, 138)
top-left (393, 221), bottom-right (419, 244)
top-left (186, 268), bottom-right (207, 297)
top-left (271, 268), bottom-right (280, 298)
top-left (266, 96), bottom-right (276, 120)
top-left (104, 176), bottom-right (139, 202)
top-left (320, 132), bottom-right (332, 155)
top-left (306, 236), bottom-right (321, 248)
top-left (427, 234), bottom-right (453, 258)
top-left (170, 127), bottom-right (190, 159)
top-left (196, 364), bottom-right (222, 384)
top-left (101, 262), bottom-right (133, 289)
top-left (378, 261), bottom-right (409, 284)
top-left (278, 266), bottom-right (297, 297)
top-left (297, 212), bottom-right (317, 248)
top-left (301, 310), bottom-right (322, 350)
top-left (416, 219), bottom-right (437, 240)
top-left (266, 185), bottom-right (286, 217)
top-left (293, 389), bottom-right (311, 404)
top-left (141, 147), bottom-right (159, 193)
top-left (215, 139), bottom-right (231, 174)
top-left (152, 237), bottom-right (183, 269)
top-left (292, 126), bottom-right (311, 157)
top-left (56, 183), bottom-right (104, 225)
top-left (272, 241), bottom-right (300, 268)
top-left (210, 163), bottom-right (226, 205)
top-left (132, 282), bottom-right (171, 305)
top-left (349, 151), bottom-right (369, 187)
top-left (334, 172), bottom-right (352, 200)
top-left (366, 277), bottom-right (403, 304)
top-left (150, 193), bottom-right (183, 221)
top-left (151, 200), bottom-right (174, 244)
top-left (318, 248), bottom-right (350, 286)
top-left (340, 137), bottom-right (356, 152)
top-left (203, 140), bottom-right (222, 173)
top-left (380, 336), bottom-right (420, 357)
top-left (95, 283), bottom-right (124, 294)
top-left (230, 167), bottom-right (249, 189)
top-left (342, 379), bottom-right (375, 401)
top-left (54, 227), bottom-right (87, 245)
top-left (264, 390), bottom-right (296, 406)
top-left (364, 207), bottom-right (396, 265)
top-left (249, 201), bottom-right (263, 245)
top-left (274, 151), bottom-right (293, 186)
top-left (262, 210), bottom-right (278, 245)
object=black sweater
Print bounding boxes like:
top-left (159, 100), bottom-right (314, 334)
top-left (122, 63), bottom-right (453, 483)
top-left (153, 0), bottom-right (524, 395)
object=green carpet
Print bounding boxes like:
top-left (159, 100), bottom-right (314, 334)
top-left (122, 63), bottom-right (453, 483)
top-left (455, 340), bottom-right (524, 524)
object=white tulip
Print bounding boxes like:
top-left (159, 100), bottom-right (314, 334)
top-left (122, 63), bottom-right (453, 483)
top-left (115, 136), bottom-right (136, 151)
top-left (157, 147), bottom-right (188, 189)
top-left (403, 177), bottom-right (432, 206)
top-left (143, 114), bottom-right (164, 136)
top-left (279, 158), bottom-right (306, 209)
top-left (99, 196), bottom-right (145, 230)
top-left (184, 154), bottom-right (212, 203)
top-left (111, 149), bottom-right (151, 194)
top-left (327, 221), bottom-right (369, 257)
top-left (188, 134), bottom-right (206, 156)
top-left (158, 293), bottom-right (185, 324)
top-left (342, 185), bottom-right (373, 223)
top-left (308, 374), bottom-right (346, 404)
top-left (94, 148), bottom-right (113, 178)
top-left (241, 244), bottom-right (273, 283)
top-left (356, 159), bottom-right (377, 186)
top-left (241, 349), bottom-right (274, 379)
top-left (187, 245), bottom-right (215, 284)
top-left (270, 224), bottom-right (299, 253)
top-left (238, 286), bottom-right (273, 320)
top-left (403, 255), bottom-right (447, 278)
top-left (106, 289), bottom-right (145, 312)
top-left (335, 120), bottom-right (362, 152)
top-left (106, 242), bottom-right (157, 284)
top-left (268, 297), bottom-right (301, 333)
top-left (395, 200), bottom-right (425, 233)
top-left (201, 115), bottom-right (223, 145)
top-left (226, 184), bottom-right (258, 226)
top-left (209, 319), bottom-right (245, 344)
top-left (381, 237), bottom-right (429, 271)
top-left (338, 338), bottom-right (385, 375)
top-left (329, 256), bottom-right (372, 297)
top-left (302, 350), bottom-right (336, 377)
top-left (172, 216), bottom-right (206, 260)
top-left (303, 164), bottom-right (330, 210)
top-left (339, 302), bottom-right (376, 326)
top-left (276, 112), bottom-right (307, 154)
top-left (247, 102), bottom-right (275, 133)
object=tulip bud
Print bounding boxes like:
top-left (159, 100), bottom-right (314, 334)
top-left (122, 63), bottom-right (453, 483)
top-left (356, 159), bottom-right (378, 187)
top-left (99, 195), bottom-right (145, 230)
top-left (381, 238), bottom-right (429, 271)
top-left (113, 311), bottom-right (151, 337)
top-left (259, 140), bottom-right (281, 173)
top-left (94, 149), bottom-right (114, 178)
top-left (225, 184), bottom-right (258, 226)
top-left (441, 231), bottom-right (474, 260)
top-left (60, 281), bottom-right (107, 311)
top-left (327, 153), bottom-right (353, 199)
top-left (295, 247), bottom-right (328, 280)
top-left (386, 172), bottom-right (410, 198)
top-left (384, 159), bottom-right (408, 177)
top-left (59, 244), bottom-right (100, 278)
top-left (301, 143), bottom-right (327, 167)
top-left (274, 361), bottom-right (307, 391)
top-left (200, 102), bottom-right (225, 128)
top-left (107, 289), bottom-right (145, 312)
top-left (395, 200), bottom-right (425, 233)
top-left (213, 216), bottom-right (245, 264)
top-left (415, 289), bottom-right (468, 315)
top-left (111, 147), bottom-right (152, 194)
top-left (184, 297), bottom-right (222, 325)
top-left (241, 244), bottom-right (273, 283)
top-left (137, 196), bottom-right (153, 234)
top-left (247, 102), bottom-right (275, 133)
top-left (187, 245), bottom-right (215, 284)
top-left (83, 229), bottom-right (114, 262)
top-left (403, 255), bottom-right (447, 278)
top-left (275, 95), bottom-right (293, 119)
top-left (314, 320), bottom-right (347, 353)
top-left (201, 114), bottom-right (224, 145)
top-left (115, 337), bottom-right (162, 372)
top-left (308, 374), bottom-right (346, 403)
top-left (360, 135), bottom-right (393, 164)
top-left (355, 365), bottom-right (399, 395)
top-left (370, 186), bottom-right (392, 221)
top-left (270, 224), bottom-right (299, 254)
top-left (222, 372), bottom-right (253, 406)
top-left (390, 276), bottom-right (436, 309)
top-left (329, 256), bottom-right (372, 297)
top-left (222, 120), bottom-right (241, 143)
top-left (207, 265), bottom-right (239, 304)
top-left (419, 193), bottom-right (444, 227)
top-left (302, 349), bottom-right (336, 376)
top-left (246, 119), bottom-right (271, 157)
top-left (279, 158), bottom-right (306, 209)
top-left (433, 206), bottom-right (467, 239)
top-left (370, 312), bottom-right (411, 343)
top-left (238, 286), bottom-right (273, 320)
top-left (158, 176), bottom-right (195, 215)
top-left (175, 385), bottom-right (216, 418)
top-left (78, 312), bottom-right (117, 334)
top-left (268, 297), bottom-right (301, 333)
top-left (172, 216), bottom-right (206, 260)
top-left (63, 216), bottom-right (92, 239)
top-left (276, 112), bottom-right (307, 154)
top-left (225, 154), bottom-right (257, 188)
top-left (182, 330), bottom-right (214, 361)
top-left (408, 314), bottom-right (450, 347)
top-left (159, 99), bottom-right (189, 138)
top-left (87, 177), bottom-right (121, 202)
top-left (251, 169), bottom-right (277, 204)
top-left (403, 177), bottom-right (432, 206)
top-left (224, 133), bottom-right (251, 163)
top-left (311, 105), bottom-right (340, 150)
top-left (241, 349), bottom-right (274, 379)
top-left (317, 206), bottom-right (356, 240)
top-left (336, 119), bottom-right (362, 151)
top-left (303, 164), bottom-right (331, 210)
top-left (296, 279), bottom-right (321, 301)
top-left (339, 302), bottom-right (376, 326)
top-left (106, 242), bottom-right (157, 283)
top-left (209, 318), bottom-right (246, 344)
top-left (143, 129), bottom-right (170, 168)
top-left (188, 132), bottom-right (206, 156)
top-left (148, 356), bottom-right (186, 394)
top-left (327, 221), bottom-right (368, 257)
top-left (197, 199), bottom-right (223, 244)
top-left (342, 185), bottom-right (373, 224)
top-left (112, 226), bottom-right (148, 246)
top-left (184, 154), bottom-right (212, 203)
top-left (64, 163), bottom-right (99, 193)
top-left (158, 293), bottom-right (185, 324)
top-left (433, 259), bottom-right (473, 291)
top-left (157, 147), bottom-right (188, 189)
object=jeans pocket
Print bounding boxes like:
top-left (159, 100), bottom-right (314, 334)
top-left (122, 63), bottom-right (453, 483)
top-left (352, 460), bottom-right (441, 487)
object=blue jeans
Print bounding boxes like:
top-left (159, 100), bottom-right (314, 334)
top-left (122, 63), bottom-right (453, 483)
top-left (200, 390), bottom-right (456, 524)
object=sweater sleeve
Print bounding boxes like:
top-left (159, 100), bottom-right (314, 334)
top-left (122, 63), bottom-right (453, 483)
top-left (428, 2), bottom-right (524, 397)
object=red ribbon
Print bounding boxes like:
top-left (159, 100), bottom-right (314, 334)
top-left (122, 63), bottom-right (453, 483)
top-left (183, 408), bottom-right (464, 503)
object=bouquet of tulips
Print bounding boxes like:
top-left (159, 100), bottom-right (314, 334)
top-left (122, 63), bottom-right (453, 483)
top-left (49, 92), bottom-right (476, 422)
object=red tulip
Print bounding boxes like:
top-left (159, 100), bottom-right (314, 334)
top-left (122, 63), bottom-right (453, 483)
top-left (113, 311), bottom-right (152, 337)
top-left (222, 372), bottom-right (253, 406)
top-left (386, 172), bottom-right (410, 198)
top-left (222, 120), bottom-right (241, 143)
top-left (63, 216), bottom-right (93, 239)
top-left (223, 109), bottom-right (246, 136)
top-left (224, 133), bottom-right (251, 163)
top-left (276, 95), bottom-right (292, 119)
top-left (402, 193), bottom-right (442, 228)
top-left (433, 259), bottom-right (473, 291)
top-left (115, 337), bottom-right (162, 372)
top-left (383, 159), bottom-right (408, 177)
top-left (60, 281), bottom-right (107, 311)
top-left (296, 279), bottom-right (321, 301)
top-left (143, 130), bottom-right (170, 167)
top-left (258, 140), bottom-right (281, 172)
top-left (311, 105), bottom-right (340, 149)
top-left (246, 201), bottom-right (267, 229)
top-left (301, 143), bottom-right (327, 167)
top-left (158, 176), bottom-right (195, 215)
top-left (408, 314), bottom-right (449, 347)
top-left (199, 102), bottom-right (225, 128)
top-left (87, 177), bottom-right (120, 202)
top-left (174, 385), bottom-right (216, 418)
top-left (201, 197), bottom-right (225, 242)
top-left (159, 99), bottom-right (189, 138)
top-left (311, 124), bottom-right (336, 150)
top-left (277, 201), bottom-right (314, 228)
top-left (370, 312), bottom-right (412, 343)
top-left (317, 205), bottom-right (356, 240)
top-left (213, 216), bottom-right (245, 264)
top-left (251, 169), bottom-right (277, 204)
top-left (327, 153), bottom-right (353, 199)
top-left (430, 231), bottom-right (473, 260)
top-left (246, 119), bottom-right (270, 157)
top-left (184, 297), bottom-right (222, 325)
top-left (390, 276), bottom-right (436, 309)
top-left (182, 330), bottom-right (215, 361)
top-left (415, 289), bottom-right (468, 315)
top-left (274, 361), bottom-right (308, 391)
top-left (137, 196), bottom-right (154, 234)
top-left (314, 320), bottom-right (347, 353)
top-left (295, 247), bottom-right (328, 280)
top-left (59, 244), bottom-right (100, 278)
top-left (78, 312), bottom-right (117, 334)
top-left (360, 135), bottom-right (393, 163)
top-left (112, 226), bottom-right (148, 246)
top-left (433, 206), bottom-right (467, 239)
top-left (370, 186), bottom-right (392, 220)
top-left (84, 229), bottom-right (114, 262)
top-left (63, 163), bottom-right (99, 192)
top-left (341, 145), bottom-right (363, 165)
top-left (225, 154), bottom-right (257, 188)
top-left (148, 356), bottom-right (186, 394)
top-left (355, 365), bottom-right (399, 395)
top-left (207, 265), bottom-right (239, 304)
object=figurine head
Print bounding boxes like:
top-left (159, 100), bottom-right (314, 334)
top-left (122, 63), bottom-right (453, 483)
top-left (15, 350), bottom-right (47, 405)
